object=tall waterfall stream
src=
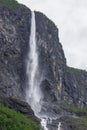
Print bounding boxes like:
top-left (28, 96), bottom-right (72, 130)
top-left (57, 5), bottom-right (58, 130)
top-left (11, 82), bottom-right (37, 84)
top-left (26, 11), bottom-right (42, 117)
top-left (26, 11), bottom-right (61, 130)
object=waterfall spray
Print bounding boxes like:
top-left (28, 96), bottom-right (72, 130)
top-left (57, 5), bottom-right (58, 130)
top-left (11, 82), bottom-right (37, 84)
top-left (26, 11), bottom-right (42, 117)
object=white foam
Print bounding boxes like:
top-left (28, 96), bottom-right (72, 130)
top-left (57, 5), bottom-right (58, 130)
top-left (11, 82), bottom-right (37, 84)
top-left (58, 122), bottom-right (61, 130)
top-left (41, 118), bottom-right (49, 130)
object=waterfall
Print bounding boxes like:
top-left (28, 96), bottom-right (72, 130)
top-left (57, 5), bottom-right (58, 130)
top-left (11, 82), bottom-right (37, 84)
top-left (58, 122), bottom-right (61, 130)
top-left (26, 11), bottom-right (43, 117)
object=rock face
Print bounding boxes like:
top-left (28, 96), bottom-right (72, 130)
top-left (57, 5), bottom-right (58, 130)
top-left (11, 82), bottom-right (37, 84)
top-left (35, 12), bottom-right (66, 115)
top-left (63, 67), bottom-right (87, 108)
top-left (0, 4), bottom-right (31, 99)
top-left (0, 1), bottom-right (87, 130)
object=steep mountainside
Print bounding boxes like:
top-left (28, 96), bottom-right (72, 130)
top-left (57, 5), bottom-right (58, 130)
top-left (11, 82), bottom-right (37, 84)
top-left (0, 3), bottom-right (31, 99)
top-left (0, 0), bottom-right (87, 130)
top-left (63, 67), bottom-right (87, 108)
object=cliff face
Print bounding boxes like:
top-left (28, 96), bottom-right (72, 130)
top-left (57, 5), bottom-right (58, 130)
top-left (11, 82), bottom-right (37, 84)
top-left (0, 4), bottom-right (66, 104)
top-left (35, 12), bottom-right (66, 111)
top-left (0, 4), bottom-right (31, 99)
top-left (0, 1), bottom-right (87, 130)
top-left (63, 67), bottom-right (87, 108)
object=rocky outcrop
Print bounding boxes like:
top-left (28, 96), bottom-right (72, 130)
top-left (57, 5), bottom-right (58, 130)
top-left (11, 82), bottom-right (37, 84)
top-left (63, 67), bottom-right (87, 108)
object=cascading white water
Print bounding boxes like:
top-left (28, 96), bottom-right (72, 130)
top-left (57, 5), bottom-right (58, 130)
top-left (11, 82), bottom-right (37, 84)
top-left (41, 118), bottom-right (49, 130)
top-left (58, 122), bottom-right (61, 130)
top-left (26, 11), bottom-right (43, 116)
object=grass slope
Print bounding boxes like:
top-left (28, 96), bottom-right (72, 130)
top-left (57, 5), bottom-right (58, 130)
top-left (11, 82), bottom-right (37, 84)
top-left (0, 104), bottom-right (40, 130)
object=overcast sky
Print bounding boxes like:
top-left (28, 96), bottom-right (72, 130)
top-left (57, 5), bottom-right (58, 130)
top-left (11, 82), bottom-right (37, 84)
top-left (17, 0), bottom-right (87, 70)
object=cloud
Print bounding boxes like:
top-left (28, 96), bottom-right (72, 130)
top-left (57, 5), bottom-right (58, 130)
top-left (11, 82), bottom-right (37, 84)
top-left (17, 0), bottom-right (87, 70)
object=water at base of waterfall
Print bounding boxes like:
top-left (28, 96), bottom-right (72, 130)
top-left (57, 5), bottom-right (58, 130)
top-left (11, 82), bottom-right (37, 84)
top-left (41, 118), bottom-right (49, 130)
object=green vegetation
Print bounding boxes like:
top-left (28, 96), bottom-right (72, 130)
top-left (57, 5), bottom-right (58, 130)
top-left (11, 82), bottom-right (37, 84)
top-left (62, 101), bottom-right (87, 129)
top-left (69, 103), bottom-right (87, 117)
top-left (64, 101), bottom-right (87, 128)
top-left (64, 100), bottom-right (87, 117)
top-left (0, 104), bottom-right (40, 130)
top-left (0, 0), bottom-right (19, 9)
top-left (67, 66), bottom-right (87, 75)
top-left (67, 66), bottom-right (82, 73)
